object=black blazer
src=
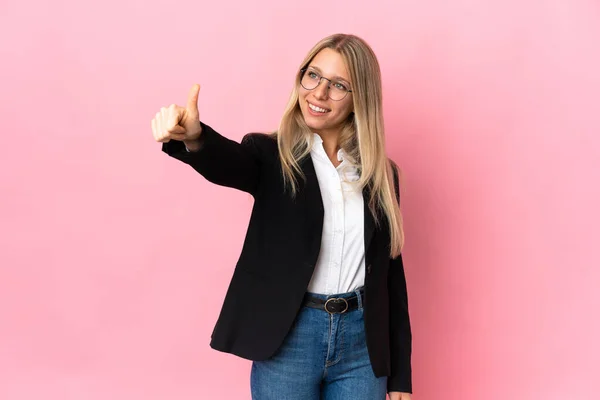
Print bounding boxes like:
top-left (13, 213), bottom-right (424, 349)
top-left (162, 122), bottom-right (412, 393)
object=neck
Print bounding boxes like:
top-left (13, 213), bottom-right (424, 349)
top-left (315, 129), bottom-right (342, 167)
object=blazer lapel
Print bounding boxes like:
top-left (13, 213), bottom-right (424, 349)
top-left (299, 155), bottom-right (325, 257)
top-left (363, 185), bottom-right (376, 253)
top-left (300, 154), bottom-right (376, 258)
top-left (300, 154), bottom-right (324, 212)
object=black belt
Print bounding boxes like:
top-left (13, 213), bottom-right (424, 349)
top-left (302, 289), bottom-right (364, 314)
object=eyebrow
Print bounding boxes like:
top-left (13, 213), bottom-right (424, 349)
top-left (307, 65), bottom-right (351, 85)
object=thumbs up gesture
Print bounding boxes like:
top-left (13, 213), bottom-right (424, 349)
top-left (152, 84), bottom-right (203, 145)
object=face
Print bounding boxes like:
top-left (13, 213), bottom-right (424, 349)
top-left (298, 48), bottom-right (354, 138)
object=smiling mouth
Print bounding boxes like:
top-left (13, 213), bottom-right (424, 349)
top-left (307, 101), bottom-right (331, 113)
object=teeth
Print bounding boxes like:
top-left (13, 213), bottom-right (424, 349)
top-left (309, 103), bottom-right (328, 113)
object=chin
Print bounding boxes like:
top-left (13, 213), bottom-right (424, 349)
top-left (301, 110), bottom-right (328, 132)
top-left (303, 117), bottom-right (327, 133)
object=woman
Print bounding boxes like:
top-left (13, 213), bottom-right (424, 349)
top-left (151, 34), bottom-right (412, 400)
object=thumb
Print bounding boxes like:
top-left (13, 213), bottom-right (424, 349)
top-left (186, 83), bottom-right (200, 117)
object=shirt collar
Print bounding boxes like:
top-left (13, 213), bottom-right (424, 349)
top-left (311, 133), bottom-right (347, 163)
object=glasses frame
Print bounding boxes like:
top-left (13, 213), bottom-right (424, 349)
top-left (299, 68), bottom-right (353, 101)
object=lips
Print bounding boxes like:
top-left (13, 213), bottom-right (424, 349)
top-left (307, 101), bottom-right (331, 114)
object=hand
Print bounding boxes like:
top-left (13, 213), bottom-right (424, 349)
top-left (388, 392), bottom-right (412, 400)
top-left (151, 84), bottom-right (203, 144)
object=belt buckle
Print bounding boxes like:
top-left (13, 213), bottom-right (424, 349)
top-left (324, 297), bottom-right (349, 314)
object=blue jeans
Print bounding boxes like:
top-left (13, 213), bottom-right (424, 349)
top-left (250, 287), bottom-right (387, 400)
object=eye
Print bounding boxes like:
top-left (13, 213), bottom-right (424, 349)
top-left (308, 71), bottom-right (319, 80)
top-left (334, 82), bottom-right (348, 91)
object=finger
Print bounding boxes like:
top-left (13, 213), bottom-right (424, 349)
top-left (186, 83), bottom-right (200, 117)
top-left (155, 113), bottom-right (170, 143)
top-left (169, 132), bottom-right (187, 141)
top-left (155, 111), bottom-right (164, 140)
top-left (168, 124), bottom-right (186, 135)
top-left (166, 104), bottom-right (183, 131)
top-left (160, 107), bottom-right (169, 137)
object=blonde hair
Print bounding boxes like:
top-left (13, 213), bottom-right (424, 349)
top-left (275, 33), bottom-right (404, 257)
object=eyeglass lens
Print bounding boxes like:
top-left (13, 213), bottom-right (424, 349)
top-left (301, 69), bottom-right (350, 101)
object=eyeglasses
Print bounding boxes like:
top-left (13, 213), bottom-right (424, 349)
top-left (299, 68), bottom-right (353, 101)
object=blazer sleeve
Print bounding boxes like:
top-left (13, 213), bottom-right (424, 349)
top-left (161, 121), bottom-right (261, 196)
top-left (387, 162), bottom-right (413, 393)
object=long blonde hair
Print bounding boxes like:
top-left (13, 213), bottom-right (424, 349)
top-left (276, 33), bottom-right (404, 257)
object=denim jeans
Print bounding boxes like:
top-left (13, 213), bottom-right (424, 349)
top-left (250, 287), bottom-right (387, 400)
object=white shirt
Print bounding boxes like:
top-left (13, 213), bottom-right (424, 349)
top-left (306, 133), bottom-right (366, 295)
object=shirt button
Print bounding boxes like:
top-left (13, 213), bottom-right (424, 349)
top-left (367, 264), bottom-right (372, 274)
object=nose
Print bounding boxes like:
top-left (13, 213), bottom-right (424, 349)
top-left (313, 79), bottom-right (329, 100)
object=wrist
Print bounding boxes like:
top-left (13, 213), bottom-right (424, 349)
top-left (183, 138), bottom-right (202, 152)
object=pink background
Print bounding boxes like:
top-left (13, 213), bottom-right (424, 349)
top-left (1, 1), bottom-right (599, 399)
